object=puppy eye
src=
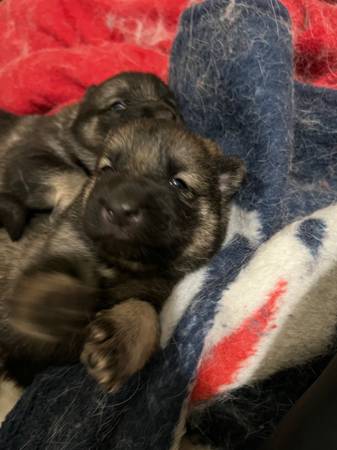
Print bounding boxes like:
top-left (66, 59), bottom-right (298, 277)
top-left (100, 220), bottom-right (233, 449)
top-left (169, 177), bottom-right (188, 190)
top-left (100, 165), bottom-right (113, 173)
top-left (110, 101), bottom-right (127, 112)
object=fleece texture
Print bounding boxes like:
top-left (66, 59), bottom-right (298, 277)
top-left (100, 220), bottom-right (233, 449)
top-left (0, 0), bottom-right (189, 114)
top-left (0, 0), bottom-right (337, 115)
top-left (1, 0), bottom-right (337, 449)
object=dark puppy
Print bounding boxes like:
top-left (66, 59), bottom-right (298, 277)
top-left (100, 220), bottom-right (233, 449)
top-left (0, 119), bottom-right (245, 391)
top-left (0, 72), bottom-right (178, 240)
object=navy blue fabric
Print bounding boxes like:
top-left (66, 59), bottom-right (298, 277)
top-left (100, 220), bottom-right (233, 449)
top-left (297, 218), bottom-right (326, 256)
top-left (2, 1), bottom-right (337, 449)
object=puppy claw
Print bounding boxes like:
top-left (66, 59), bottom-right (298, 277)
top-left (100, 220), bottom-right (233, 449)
top-left (82, 301), bottom-right (159, 392)
top-left (81, 317), bottom-right (127, 392)
top-left (90, 327), bottom-right (108, 343)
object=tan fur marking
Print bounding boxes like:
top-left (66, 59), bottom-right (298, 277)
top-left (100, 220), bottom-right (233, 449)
top-left (175, 172), bottom-right (204, 191)
top-left (47, 171), bottom-right (87, 213)
top-left (0, 377), bottom-right (23, 426)
top-left (98, 156), bottom-right (112, 170)
top-left (179, 198), bottom-right (219, 267)
top-left (81, 176), bottom-right (97, 206)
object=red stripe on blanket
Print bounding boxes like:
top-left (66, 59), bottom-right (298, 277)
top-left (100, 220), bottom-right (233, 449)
top-left (191, 279), bottom-right (288, 403)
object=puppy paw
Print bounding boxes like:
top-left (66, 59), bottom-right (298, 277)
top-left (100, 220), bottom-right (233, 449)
top-left (9, 272), bottom-right (97, 343)
top-left (81, 300), bottom-right (159, 392)
top-left (81, 311), bottom-right (131, 392)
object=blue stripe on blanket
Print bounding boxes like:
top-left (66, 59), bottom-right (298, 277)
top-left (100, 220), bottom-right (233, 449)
top-left (297, 218), bottom-right (326, 257)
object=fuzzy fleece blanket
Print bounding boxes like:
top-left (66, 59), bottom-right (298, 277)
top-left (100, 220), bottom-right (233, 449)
top-left (2, 0), bottom-right (337, 449)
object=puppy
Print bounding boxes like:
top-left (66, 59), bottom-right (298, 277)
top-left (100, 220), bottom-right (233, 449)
top-left (0, 119), bottom-right (245, 393)
top-left (0, 72), bottom-right (179, 240)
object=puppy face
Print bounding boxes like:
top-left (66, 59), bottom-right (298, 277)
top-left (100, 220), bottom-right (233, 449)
top-left (83, 119), bottom-right (245, 272)
top-left (72, 72), bottom-right (179, 149)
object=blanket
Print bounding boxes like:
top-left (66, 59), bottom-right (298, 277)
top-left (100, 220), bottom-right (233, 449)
top-left (0, 0), bottom-right (337, 115)
top-left (2, 0), bottom-right (337, 449)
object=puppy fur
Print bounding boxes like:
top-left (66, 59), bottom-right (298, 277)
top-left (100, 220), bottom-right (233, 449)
top-left (0, 119), bottom-right (245, 393)
top-left (0, 72), bottom-right (179, 240)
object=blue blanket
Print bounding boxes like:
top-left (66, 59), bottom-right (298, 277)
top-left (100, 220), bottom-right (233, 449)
top-left (2, 1), bottom-right (337, 449)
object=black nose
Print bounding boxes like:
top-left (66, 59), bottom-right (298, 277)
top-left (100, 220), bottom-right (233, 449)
top-left (102, 200), bottom-right (143, 229)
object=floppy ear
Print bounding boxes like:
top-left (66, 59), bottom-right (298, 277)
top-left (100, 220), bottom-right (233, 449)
top-left (79, 84), bottom-right (98, 107)
top-left (218, 155), bottom-right (246, 197)
top-left (85, 85), bottom-right (97, 97)
top-left (0, 193), bottom-right (28, 241)
top-left (203, 139), bottom-right (246, 197)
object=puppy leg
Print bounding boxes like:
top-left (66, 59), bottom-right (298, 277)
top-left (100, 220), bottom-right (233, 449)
top-left (9, 272), bottom-right (97, 345)
top-left (81, 299), bottom-right (160, 392)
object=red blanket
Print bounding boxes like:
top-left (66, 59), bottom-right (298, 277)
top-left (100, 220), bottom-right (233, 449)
top-left (0, 0), bottom-right (336, 116)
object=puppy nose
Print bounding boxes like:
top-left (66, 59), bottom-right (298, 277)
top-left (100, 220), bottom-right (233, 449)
top-left (102, 201), bottom-right (142, 228)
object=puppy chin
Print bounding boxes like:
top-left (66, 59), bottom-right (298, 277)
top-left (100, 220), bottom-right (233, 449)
top-left (88, 229), bottom-right (179, 269)
top-left (96, 241), bottom-right (153, 267)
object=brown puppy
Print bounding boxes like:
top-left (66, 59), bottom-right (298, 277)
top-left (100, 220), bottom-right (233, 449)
top-left (0, 72), bottom-right (179, 240)
top-left (0, 119), bottom-right (245, 392)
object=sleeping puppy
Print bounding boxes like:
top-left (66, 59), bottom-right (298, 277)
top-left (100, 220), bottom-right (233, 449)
top-left (0, 72), bottom-right (179, 241)
top-left (0, 119), bottom-right (245, 392)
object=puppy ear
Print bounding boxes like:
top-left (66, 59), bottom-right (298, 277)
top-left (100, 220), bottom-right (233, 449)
top-left (76, 86), bottom-right (97, 116)
top-left (203, 139), bottom-right (246, 197)
top-left (219, 155), bottom-right (246, 197)
top-left (0, 193), bottom-right (28, 241)
top-left (85, 85), bottom-right (97, 96)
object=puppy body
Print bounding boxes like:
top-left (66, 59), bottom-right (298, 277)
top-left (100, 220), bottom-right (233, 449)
top-left (0, 119), bottom-right (245, 394)
top-left (0, 72), bottom-right (178, 240)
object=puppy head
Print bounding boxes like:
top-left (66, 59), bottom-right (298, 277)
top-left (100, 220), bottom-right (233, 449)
top-left (82, 119), bottom-right (245, 273)
top-left (72, 72), bottom-right (179, 149)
